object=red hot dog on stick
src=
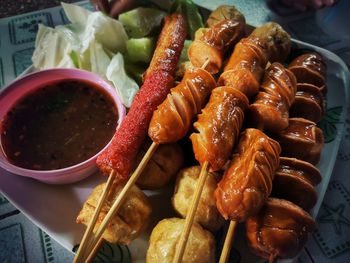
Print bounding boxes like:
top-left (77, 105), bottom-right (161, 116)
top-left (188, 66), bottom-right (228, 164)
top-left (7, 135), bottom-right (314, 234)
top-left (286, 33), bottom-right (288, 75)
top-left (96, 13), bottom-right (187, 181)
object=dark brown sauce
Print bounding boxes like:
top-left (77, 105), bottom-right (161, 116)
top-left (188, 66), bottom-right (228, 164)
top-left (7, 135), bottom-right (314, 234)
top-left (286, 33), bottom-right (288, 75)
top-left (1, 80), bottom-right (118, 170)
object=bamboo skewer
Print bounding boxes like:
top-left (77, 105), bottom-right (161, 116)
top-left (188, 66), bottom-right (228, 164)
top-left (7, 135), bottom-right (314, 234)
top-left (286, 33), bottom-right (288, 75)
top-left (74, 170), bottom-right (115, 263)
top-left (86, 238), bottom-right (105, 263)
top-left (83, 142), bottom-right (159, 262)
top-left (172, 161), bottom-right (210, 263)
top-left (219, 220), bottom-right (238, 263)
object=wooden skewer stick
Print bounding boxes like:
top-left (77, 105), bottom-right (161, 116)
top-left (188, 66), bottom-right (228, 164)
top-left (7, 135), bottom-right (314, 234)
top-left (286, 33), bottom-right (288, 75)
top-left (218, 124), bottom-right (265, 263)
top-left (218, 220), bottom-right (238, 263)
top-left (85, 238), bottom-right (105, 263)
top-left (172, 161), bottom-right (210, 263)
top-left (73, 170), bottom-right (115, 263)
top-left (83, 142), bottom-right (159, 262)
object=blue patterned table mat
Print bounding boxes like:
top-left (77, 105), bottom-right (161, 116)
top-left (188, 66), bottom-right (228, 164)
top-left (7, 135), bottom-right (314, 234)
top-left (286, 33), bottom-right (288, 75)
top-left (1, 1), bottom-right (350, 263)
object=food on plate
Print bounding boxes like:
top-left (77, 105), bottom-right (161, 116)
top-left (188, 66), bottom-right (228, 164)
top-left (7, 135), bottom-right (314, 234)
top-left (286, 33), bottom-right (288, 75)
top-left (215, 128), bottom-right (281, 222)
top-left (76, 182), bottom-right (152, 244)
top-left (288, 53), bottom-right (327, 123)
top-left (96, 13), bottom-right (186, 180)
top-left (136, 142), bottom-right (184, 190)
top-left (0, 79), bottom-right (118, 171)
top-left (118, 7), bottom-right (166, 38)
top-left (290, 83), bottom-right (325, 123)
top-left (148, 67), bottom-right (216, 144)
top-left (273, 118), bottom-right (324, 164)
top-left (288, 53), bottom-right (327, 93)
top-left (188, 5), bottom-right (246, 74)
top-left (172, 166), bottom-right (224, 232)
top-left (125, 37), bottom-right (156, 63)
top-left (249, 62), bottom-right (297, 132)
top-left (190, 87), bottom-right (249, 171)
top-left (143, 13), bottom-right (187, 79)
top-left (170, 0), bottom-right (204, 39)
top-left (246, 198), bottom-right (315, 260)
top-left (32, 3), bottom-right (139, 107)
top-left (218, 22), bottom-right (291, 98)
top-left (250, 22), bottom-right (291, 63)
top-left (146, 218), bottom-right (215, 263)
top-left (272, 157), bottom-right (322, 211)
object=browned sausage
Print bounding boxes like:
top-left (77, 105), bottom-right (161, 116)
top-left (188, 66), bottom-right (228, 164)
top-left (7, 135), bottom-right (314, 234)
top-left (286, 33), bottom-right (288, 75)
top-left (188, 5), bottom-right (246, 74)
top-left (190, 86), bottom-right (249, 171)
top-left (148, 67), bottom-right (216, 144)
top-left (273, 118), bottom-right (324, 165)
top-left (215, 128), bottom-right (281, 222)
top-left (249, 62), bottom-right (297, 132)
top-left (288, 53), bottom-right (327, 93)
top-left (246, 198), bottom-right (315, 260)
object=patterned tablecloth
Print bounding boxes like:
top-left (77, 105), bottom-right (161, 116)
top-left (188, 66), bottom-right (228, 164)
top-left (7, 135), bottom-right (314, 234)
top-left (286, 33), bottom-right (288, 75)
top-left (0, 0), bottom-right (350, 262)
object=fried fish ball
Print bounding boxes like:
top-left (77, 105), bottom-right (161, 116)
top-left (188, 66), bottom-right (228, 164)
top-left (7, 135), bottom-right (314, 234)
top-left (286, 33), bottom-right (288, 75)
top-left (76, 182), bottom-right (152, 244)
top-left (146, 218), bottom-right (215, 263)
top-left (136, 142), bottom-right (184, 190)
top-left (172, 166), bottom-right (224, 232)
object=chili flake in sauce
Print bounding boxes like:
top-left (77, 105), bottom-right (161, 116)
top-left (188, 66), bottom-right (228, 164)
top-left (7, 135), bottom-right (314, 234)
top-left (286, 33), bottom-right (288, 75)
top-left (0, 80), bottom-right (118, 170)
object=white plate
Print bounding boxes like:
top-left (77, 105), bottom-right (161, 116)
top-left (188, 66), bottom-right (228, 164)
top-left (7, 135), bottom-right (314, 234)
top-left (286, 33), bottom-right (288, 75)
top-left (0, 39), bottom-right (349, 262)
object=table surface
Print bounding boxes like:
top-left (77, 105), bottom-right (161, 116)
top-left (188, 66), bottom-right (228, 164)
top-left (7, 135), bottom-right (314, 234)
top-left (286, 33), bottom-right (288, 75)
top-left (0, 0), bottom-right (350, 262)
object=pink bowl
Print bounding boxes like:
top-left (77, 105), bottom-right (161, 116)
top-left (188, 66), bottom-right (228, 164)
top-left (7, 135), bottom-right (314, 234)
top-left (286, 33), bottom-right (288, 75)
top-left (0, 68), bottom-right (126, 184)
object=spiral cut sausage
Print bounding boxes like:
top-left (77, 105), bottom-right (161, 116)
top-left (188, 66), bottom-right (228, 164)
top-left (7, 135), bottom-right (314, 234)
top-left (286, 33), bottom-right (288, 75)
top-left (149, 67), bottom-right (216, 144)
top-left (190, 87), bottom-right (249, 171)
top-left (249, 62), bottom-right (297, 132)
top-left (272, 157), bottom-right (321, 211)
top-left (218, 37), bottom-right (268, 98)
top-left (96, 13), bottom-right (186, 180)
top-left (215, 129), bottom-right (281, 222)
top-left (288, 53), bottom-right (327, 122)
top-left (273, 118), bottom-right (324, 165)
top-left (218, 23), bottom-right (291, 98)
top-left (188, 5), bottom-right (246, 74)
top-left (288, 53), bottom-right (327, 93)
top-left (246, 198), bottom-right (315, 260)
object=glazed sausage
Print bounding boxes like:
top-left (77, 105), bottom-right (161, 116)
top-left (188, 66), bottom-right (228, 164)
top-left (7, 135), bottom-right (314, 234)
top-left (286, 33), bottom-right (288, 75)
top-left (148, 67), bottom-right (216, 144)
top-left (188, 5), bottom-right (245, 74)
top-left (246, 198), bottom-right (315, 260)
top-left (273, 118), bottom-right (324, 165)
top-left (215, 128), bottom-right (281, 222)
top-left (249, 62), bottom-right (297, 132)
top-left (218, 37), bottom-right (268, 98)
top-left (190, 86), bottom-right (249, 171)
top-left (289, 83), bottom-right (325, 122)
top-left (96, 13), bottom-right (186, 180)
top-left (288, 53), bottom-right (327, 93)
top-left (272, 157), bottom-right (321, 211)
top-left (218, 22), bottom-right (291, 98)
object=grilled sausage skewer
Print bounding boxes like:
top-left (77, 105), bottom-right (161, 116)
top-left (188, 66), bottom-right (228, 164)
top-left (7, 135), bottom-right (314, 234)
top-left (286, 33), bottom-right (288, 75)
top-left (245, 55), bottom-right (326, 262)
top-left (174, 22), bottom-right (292, 263)
top-left (74, 13), bottom-right (187, 263)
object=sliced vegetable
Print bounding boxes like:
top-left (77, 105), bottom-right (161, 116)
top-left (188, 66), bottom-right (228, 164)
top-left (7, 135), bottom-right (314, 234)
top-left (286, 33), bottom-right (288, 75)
top-left (126, 37), bottom-right (155, 63)
top-left (119, 7), bottom-right (166, 38)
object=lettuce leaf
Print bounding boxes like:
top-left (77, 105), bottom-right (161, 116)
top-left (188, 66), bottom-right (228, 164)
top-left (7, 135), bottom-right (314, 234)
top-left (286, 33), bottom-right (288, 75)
top-left (106, 54), bottom-right (139, 107)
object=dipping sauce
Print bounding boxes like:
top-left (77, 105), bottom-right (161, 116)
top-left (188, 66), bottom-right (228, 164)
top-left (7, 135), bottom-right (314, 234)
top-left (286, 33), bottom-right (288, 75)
top-left (0, 80), bottom-right (118, 170)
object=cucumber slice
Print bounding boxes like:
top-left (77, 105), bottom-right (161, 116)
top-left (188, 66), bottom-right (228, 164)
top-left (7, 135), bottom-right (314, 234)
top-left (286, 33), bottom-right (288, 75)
top-left (119, 7), bottom-right (166, 38)
top-left (126, 37), bottom-right (155, 63)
